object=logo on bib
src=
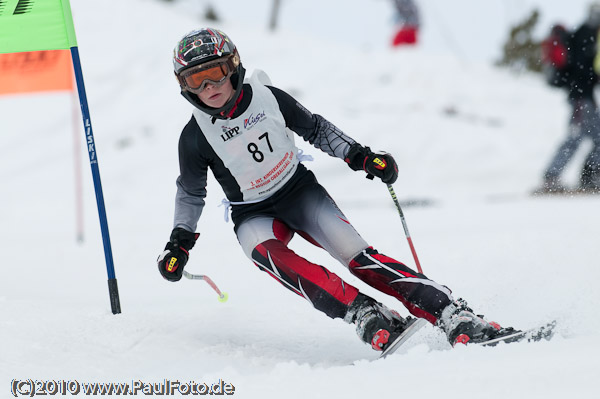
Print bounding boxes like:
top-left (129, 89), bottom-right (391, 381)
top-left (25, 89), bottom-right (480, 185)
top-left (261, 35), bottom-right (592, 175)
top-left (221, 126), bottom-right (242, 142)
top-left (244, 111), bottom-right (266, 130)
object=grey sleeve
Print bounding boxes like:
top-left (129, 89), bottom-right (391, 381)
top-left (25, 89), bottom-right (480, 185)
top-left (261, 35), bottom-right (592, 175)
top-left (174, 175), bottom-right (206, 232)
top-left (309, 113), bottom-right (356, 159)
top-left (173, 117), bottom-right (209, 232)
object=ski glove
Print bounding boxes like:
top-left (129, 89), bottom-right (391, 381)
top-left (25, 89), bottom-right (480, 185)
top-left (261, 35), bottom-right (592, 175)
top-left (157, 227), bottom-right (200, 282)
top-left (345, 143), bottom-right (399, 184)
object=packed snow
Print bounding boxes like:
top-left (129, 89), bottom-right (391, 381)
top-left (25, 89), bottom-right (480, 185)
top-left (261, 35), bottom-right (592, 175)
top-left (1, 0), bottom-right (599, 398)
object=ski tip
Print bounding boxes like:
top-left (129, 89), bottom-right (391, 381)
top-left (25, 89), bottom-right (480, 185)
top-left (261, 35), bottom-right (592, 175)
top-left (478, 320), bottom-right (558, 347)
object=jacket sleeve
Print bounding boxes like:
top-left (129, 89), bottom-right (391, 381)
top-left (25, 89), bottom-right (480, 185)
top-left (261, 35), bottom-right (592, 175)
top-left (173, 116), bottom-right (208, 232)
top-left (267, 85), bottom-right (358, 160)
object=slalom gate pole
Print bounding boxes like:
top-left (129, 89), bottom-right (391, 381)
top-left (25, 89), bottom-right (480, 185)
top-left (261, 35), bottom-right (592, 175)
top-left (387, 184), bottom-right (423, 274)
top-left (71, 46), bottom-right (121, 314)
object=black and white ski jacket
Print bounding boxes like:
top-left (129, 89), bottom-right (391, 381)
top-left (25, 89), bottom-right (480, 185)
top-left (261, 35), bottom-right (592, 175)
top-left (174, 72), bottom-right (356, 231)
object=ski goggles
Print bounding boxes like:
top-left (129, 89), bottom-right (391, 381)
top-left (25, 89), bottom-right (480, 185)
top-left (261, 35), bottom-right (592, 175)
top-left (178, 56), bottom-right (236, 92)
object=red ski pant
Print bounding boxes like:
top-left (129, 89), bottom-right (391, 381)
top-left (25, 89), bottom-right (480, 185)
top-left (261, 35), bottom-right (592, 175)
top-left (234, 175), bottom-right (453, 323)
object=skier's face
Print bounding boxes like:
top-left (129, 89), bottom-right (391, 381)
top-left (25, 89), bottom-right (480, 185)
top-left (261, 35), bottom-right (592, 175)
top-left (196, 76), bottom-right (235, 109)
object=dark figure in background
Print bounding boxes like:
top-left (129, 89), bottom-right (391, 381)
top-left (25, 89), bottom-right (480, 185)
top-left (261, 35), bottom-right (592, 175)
top-left (537, 4), bottom-right (600, 193)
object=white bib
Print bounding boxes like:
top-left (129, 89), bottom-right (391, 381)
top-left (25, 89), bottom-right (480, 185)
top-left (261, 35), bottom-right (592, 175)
top-left (192, 73), bottom-right (300, 202)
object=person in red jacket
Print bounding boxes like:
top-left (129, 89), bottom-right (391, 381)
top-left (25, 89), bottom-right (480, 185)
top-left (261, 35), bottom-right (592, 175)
top-left (392, 0), bottom-right (420, 46)
top-left (536, 5), bottom-right (600, 193)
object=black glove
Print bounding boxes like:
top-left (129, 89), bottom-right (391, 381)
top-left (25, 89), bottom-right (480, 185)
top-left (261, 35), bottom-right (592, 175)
top-left (157, 228), bottom-right (200, 282)
top-left (345, 143), bottom-right (399, 184)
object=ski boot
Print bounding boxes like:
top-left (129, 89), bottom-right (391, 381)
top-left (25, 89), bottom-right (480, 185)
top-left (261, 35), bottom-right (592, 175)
top-left (438, 299), bottom-right (517, 346)
top-left (345, 294), bottom-right (414, 351)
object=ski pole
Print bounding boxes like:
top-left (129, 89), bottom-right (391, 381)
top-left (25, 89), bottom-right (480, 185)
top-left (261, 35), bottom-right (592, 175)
top-left (183, 270), bottom-right (229, 303)
top-left (387, 184), bottom-right (423, 274)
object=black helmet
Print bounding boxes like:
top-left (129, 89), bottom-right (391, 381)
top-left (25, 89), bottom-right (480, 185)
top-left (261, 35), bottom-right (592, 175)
top-left (173, 28), bottom-right (246, 117)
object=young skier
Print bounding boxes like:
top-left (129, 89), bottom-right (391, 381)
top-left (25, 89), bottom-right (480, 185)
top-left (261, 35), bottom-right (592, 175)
top-left (158, 28), bottom-right (512, 351)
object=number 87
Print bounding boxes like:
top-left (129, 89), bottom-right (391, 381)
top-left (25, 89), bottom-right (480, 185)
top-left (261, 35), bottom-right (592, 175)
top-left (247, 132), bottom-right (272, 162)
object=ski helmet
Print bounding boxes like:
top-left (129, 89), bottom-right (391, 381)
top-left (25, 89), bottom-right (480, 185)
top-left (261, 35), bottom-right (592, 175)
top-left (173, 28), bottom-right (246, 117)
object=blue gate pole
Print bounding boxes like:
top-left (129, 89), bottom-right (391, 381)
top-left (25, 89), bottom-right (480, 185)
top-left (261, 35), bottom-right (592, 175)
top-left (70, 46), bottom-right (121, 314)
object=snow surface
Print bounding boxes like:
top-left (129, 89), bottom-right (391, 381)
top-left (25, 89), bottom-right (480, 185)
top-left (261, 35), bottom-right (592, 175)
top-left (1, 0), bottom-right (599, 397)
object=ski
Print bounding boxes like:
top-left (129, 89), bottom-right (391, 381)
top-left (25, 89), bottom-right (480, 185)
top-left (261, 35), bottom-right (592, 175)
top-left (474, 320), bottom-right (557, 347)
top-left (377, 319), bottom-right (555, 360)
top-left (380, 318), bottom-right (428, 358)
